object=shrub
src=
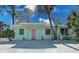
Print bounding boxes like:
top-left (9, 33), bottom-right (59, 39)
top-left (1, 28), bottom-right (15, 41)
top-left (74, 32), bottom-right (79, 42)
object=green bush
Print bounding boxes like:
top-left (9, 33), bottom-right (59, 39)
top-left (74, 32), bottom-right (79, 42)
top-left (74, 27), bottom-right (79, 42)
top-left (1, 28), bottom-right (15, 41)
top-left (75, 36), bottom-right (79, 42)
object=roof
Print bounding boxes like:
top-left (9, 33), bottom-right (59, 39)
top-left (13, 22), bottom-right (67, 28)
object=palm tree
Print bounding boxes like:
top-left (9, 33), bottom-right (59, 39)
top-left (36, 5), bottom-right (55, 39)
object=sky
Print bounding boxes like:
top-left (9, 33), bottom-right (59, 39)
top-left (0, 5), bottom-right (78, 25)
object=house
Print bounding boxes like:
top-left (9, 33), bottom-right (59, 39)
top-left (13, 20), bottom-right (69, 40)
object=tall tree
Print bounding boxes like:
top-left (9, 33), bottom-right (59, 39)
top-left (67, 7), bottom-right (79, 41)
top-left (67, 11), bottom-right (79, 29)
top-left (0, 5), bottom-right (18, 25)
top-left (35, 5), bottom-right (55, 39)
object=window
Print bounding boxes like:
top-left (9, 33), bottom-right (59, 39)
top-left (46, 29), bottom-right (50, 35)
top-left (65, 28), bottom-right (68, 35)
top-left (60, 28), bottom-right (68, 35)
top-left (60, 28), bottom-right (64, 35)
top-left (19, 29), bottom-right (24, 35)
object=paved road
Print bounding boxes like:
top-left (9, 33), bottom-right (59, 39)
top-left (0, 39), bottom-right (79, 53)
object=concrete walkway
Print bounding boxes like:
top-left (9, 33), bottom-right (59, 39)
top-left (0, 39), bottom-right (79, 53)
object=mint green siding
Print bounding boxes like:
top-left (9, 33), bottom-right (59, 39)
top-left (13, 23), bottom-right (52, 40)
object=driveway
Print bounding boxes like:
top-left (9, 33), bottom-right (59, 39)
top-left (0, 39), bottom-right (79, 53)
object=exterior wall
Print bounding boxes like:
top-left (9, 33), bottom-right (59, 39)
top-left (13, 23), bottom-right (70, 40)
top-left (14, 24), bottom-right (32, 40)
top-left (57, 27), bottom-right (63, 40)
top-left (43, 26), bottom-right (52, 40)
top-left (35, 27), bottom-right (52, 40)
top-left (13, 23), bottom-right (52, 40)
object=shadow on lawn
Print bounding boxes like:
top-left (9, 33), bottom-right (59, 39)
top-left (53, 40), bottom-right (79, 51)
top-left (0, 40), bottom-right (57, 49)
top-left (0, 40), bottom-right (79, 50)
top-left (53, 40), bottom-right (78, 44)
top-left (11, 40), bottom-right (57, 49)
top-left (63, 44), bottom-right (79, 51)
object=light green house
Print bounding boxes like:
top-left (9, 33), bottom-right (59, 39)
top-left (13, 22), bottom-right (69, 40)
top-left (13, 23), bottom-right (53, 40)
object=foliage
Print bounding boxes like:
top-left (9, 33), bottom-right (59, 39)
top-left (0, 5), bottom-right (35, 24)
top-left (36, 5), bottom-right (55, 13)
top-left (0, 5), bottom-right (19, 25)
top-left (67, 11), bottom-right (79, 28)
top-left (36, 5), bottom-right (55, 39)
top-left (0, 21), bottom-right (14, 41)
top-left (18, 7), bottom-right (33, 22)
top-left (1, 28), bottom-right (15, 41)
top-left (67, 8), bottom-right (79, 42)
top-left (74, 25), bottom-right (79, 42)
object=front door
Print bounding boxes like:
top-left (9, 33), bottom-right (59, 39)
top-left (32, 29), bottom-right (36, 40)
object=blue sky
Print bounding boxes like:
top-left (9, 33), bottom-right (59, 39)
top-left (0, 5), bottom-right (78, 25)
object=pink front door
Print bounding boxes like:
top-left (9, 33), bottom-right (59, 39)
top-left (32, 29), bottom-right (36, 40)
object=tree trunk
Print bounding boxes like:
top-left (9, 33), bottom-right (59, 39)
top-left (48, 12), bottom-right (55, 39)
top-left (12, 14), bottom-right (14, 25)
top-left (11, 5), bottom-right (15, 25)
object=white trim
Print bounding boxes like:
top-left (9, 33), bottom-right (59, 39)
top-left (12, 23), bottom-right (67, 28)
